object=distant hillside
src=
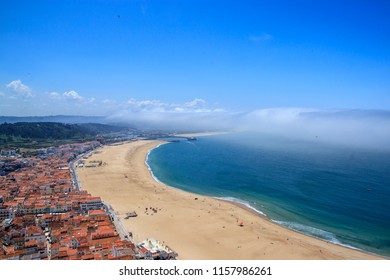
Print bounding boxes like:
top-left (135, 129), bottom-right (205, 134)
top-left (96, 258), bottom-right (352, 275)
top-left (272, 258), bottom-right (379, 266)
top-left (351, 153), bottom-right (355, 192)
top-left (0, 122), bottom-right (130, 148)
top-left (78, 123), bottom-right (132, 134)
top-left (0, 122), bottom-right (93, 140)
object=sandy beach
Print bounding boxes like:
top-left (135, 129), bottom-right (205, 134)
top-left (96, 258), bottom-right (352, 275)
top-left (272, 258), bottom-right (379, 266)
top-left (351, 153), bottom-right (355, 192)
top-left (77, 140), bottom-right (384, 260)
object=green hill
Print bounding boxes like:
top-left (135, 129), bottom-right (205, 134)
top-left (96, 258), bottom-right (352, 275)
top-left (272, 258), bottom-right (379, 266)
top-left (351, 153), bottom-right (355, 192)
top-left (0, 122), bottom-right (127, 148)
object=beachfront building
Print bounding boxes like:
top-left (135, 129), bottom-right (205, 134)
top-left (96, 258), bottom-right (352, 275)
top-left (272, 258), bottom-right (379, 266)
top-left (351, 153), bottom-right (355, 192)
top-left (138, 238), bottom-right (177, 260)
top-left (79, 196), bottom-right (103, 212)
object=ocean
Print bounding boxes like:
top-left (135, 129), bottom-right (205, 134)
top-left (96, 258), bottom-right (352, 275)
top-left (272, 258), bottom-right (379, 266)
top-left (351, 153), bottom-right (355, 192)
top-left (146, 133), bottom-right (390, 257)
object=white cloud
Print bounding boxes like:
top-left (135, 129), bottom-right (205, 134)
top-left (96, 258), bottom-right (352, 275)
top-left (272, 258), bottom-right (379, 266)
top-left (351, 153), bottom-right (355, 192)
top-left (107, 98), bottom-right (230, 131)
top-left (184, 98), bottom-right (207, 108)
top-left (48, 90), bottom-right (85, 101)
top-left (124, 98), bottom-right (223, 113)
top-left (102, 99), bottom-right (117, 105)
top-left (6, 80), bottom-right (32, 97)
top-left (49, 92), bottom-right (60, 98)
top-left (63, 90), bottom-right (83, 100)
top-left (0, 92), bottom-right (5, 97)
top-left (126, 98), bottom-right (166, 112)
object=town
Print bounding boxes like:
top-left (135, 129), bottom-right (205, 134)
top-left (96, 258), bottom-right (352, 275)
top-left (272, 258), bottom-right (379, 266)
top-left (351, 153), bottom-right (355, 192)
top-left (0, 140), bottom-right (177, 260)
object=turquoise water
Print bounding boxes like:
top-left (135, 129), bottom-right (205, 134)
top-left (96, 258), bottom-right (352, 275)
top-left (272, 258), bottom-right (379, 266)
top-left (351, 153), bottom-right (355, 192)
top-left (147, 133), bottom-right (390, 257)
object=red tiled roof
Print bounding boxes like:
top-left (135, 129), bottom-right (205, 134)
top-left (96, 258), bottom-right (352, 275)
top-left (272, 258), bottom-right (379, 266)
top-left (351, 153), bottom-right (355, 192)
top-left (88, 209), bottom-right (106, 216)
top-left (25, 239), bottom-right (38, 248)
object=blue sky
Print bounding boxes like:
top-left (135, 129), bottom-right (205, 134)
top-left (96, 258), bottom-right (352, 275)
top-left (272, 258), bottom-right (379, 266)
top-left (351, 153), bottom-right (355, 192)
top-left (1, 0), bottom-right (389, 117)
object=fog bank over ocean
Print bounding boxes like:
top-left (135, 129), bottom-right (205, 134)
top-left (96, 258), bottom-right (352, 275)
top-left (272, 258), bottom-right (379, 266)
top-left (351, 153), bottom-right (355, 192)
top-left (109, 108), bottom-right (390, 151)
top-left (239, 108), bottom-right (390, 150)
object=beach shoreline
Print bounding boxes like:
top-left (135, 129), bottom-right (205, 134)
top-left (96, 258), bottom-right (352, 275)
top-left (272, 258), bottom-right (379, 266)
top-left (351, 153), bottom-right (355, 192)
top-left (77, 139), bottom-right (384, 260)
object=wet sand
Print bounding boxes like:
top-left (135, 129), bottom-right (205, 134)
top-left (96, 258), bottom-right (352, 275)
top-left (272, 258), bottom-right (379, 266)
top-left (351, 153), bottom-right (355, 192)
top-left (77, 140), bottom-right (384, 260)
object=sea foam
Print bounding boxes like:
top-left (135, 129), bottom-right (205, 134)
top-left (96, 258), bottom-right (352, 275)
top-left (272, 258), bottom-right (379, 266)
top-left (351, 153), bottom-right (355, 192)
top-left (145, 143), bottom-right (168, 185)
top-left (272, 220), bottom-right (360, 250)
top-left (215, 196), bottom-right (267, 216)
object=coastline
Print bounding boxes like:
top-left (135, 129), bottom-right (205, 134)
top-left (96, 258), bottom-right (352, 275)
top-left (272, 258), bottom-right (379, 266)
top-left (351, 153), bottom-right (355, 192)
top-left (77, 140), bottom-right (384, 260)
